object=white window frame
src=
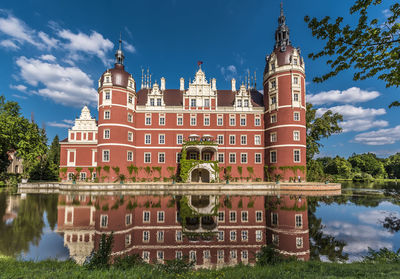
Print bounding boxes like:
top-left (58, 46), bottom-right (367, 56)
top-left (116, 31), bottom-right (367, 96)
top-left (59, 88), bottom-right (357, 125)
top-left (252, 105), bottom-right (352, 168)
top-left (293, 131), bottom-right (300, 141)
top-left (144, 152), bottom-right (151, 163)
top-left (240, 135), bottom-right (247, 145)
top-left (229, 153), bottom-right (236, 164)
top-left (128, 113), bottom-right (133, 122)
top-left (229, 115), bottom-right (236, 126)
top-left (143, 211), bottom-right (150, 223)
top-left (177, 134), bottom-right (183, 145)
top-left (270, 132), bottom-right (277, 142)
top-left (270, 114), bottom-right (277, 123)
top-left (103, 129), bottom-right (110, 139)
top-left (217, 135), bottom-right (224, 144)
top-left (241, 211), bottom-right (248, 222)
top-left (128, 131), bottom-right (133, 142)
top-left (143, 231), bottom-right (150, 242)
top-left (255, 153), bottom-right (262, 164)
top-left (240, 115), bottom-right (246, 126)
top-left (241, 153), bottom-right (248, 164)
top-left (295, 214), bottom-right (303, 228)
top-left (294, 149), bottom-right (301, 163)
top-left (145, 114), bottom-right (151, 125)
top-left (218, 231), bottom-right (224, 241)
top-left (204, 114), bottom-right (210, 126)
top-left (127, 151), bottom-right (133, 161)
top-left (217, 115), bottom-right (223, 126)
top-left (177, 115), bottom-right (183, 126)
top-left (190, 115), bottom-right (196, 126)
top-left (126, 214), bottom-right (132, 226)
top-left (157, 211), bottom-right (165, 223)
top-left (230, 230), bottom-right (237, 241)
top-left (104, 110), bottom-right (110, 120)
top-left (218, 211), bottom-right (225, 222)
top-left (294, 111), bottom-right (300, 121)
top-left (217, 153), bottom-right (224, 163)
top-left (229, 211), bottom-right (237, 222)
top-left (158, 152), bottom-right (165, 163)
top-left (229, 135), bottom-right (235, 145)
top-left (159, 134), bottom-right (165, 144)
top-left (102, 150), bottom-right (110, 162)
top-left (254, 135), bottom-right (261, 145)
top-left (296, 237), bottom-right (304, 248)
top-left (256, 211), bottom-right (263, 222)
top-left (100, 215), bottom-right (108, 228)
top-left (270, 150), bottom-right (277, 163)
top-left (159, 115), bottom-right (165, 126)
top-left (145, 134), bottom-right (151, 144)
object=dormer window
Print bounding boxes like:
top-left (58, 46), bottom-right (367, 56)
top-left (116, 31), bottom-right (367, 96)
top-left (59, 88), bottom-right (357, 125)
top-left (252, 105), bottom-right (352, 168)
top-left (106, 77), bottom-right (110, 83)
top-left (271, 62), bottom-right (275, 71)
top-left (237, 100), bottom-right (242, 107)
top-left (129, 81), bottom-right (132, 87)
top-left (191, 99), bottom-right (196, 107)
top-left (244, 99), bottom-right (249, 107)
top-left (157, 98), bottom-right (162, 106)
top-left (204, 99), bottom-right (210, 108)
top-left (150, 98), bottom-right (155, 106)
top-left (294, 58), bottom-right (298, 65)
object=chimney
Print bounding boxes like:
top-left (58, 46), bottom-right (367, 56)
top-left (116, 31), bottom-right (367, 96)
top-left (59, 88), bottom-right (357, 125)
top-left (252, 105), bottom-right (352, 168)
top-left (161, 77), bottom-right (166, 91)
top-left (180, 77), bottom-right (185, 91)
top-left (231, 78), bottom-right (236, 92)
top-left (212, 78), bottom-right (216, 91)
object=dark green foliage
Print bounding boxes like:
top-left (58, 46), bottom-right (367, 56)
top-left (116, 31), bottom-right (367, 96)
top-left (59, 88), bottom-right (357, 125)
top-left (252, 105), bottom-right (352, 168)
top-left (363, 247), bottom-right (400, 263)
top-left (155, 257), bottom-right (194, 274)
top-left (256, 245), bottom-right (293, 266)
top-left (113, 254), bottom-right (144, 269)
top-left (304, 1), bottom-right (400, 107)
top-left (85, 233), bottom-right (113, 269)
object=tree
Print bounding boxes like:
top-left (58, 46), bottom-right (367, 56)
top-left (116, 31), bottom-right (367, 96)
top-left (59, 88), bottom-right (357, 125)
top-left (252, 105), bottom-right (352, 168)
top-left (48, 135), bottom-right (60, 166)
top-left (304, 1), bottom-right (400, 107)
top-left (348, 153), bottom-right (387, 178)
top-left (385, 153), bottom-right (400, 178)
top-left (306, 103), bottom-right (343, 162)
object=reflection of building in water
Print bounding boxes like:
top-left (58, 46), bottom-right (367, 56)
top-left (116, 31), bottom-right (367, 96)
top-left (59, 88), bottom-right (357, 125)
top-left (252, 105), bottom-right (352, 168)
top-left (266, 195), bottom-right (310, 260)
top-left (2, 195), bottom-right (20, 225)
top-left (57, 194), bottom-right (309, 267)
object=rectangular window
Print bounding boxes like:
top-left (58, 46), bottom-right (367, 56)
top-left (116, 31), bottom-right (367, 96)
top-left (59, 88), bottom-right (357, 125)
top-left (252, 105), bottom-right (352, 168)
top-left (272, 234), bottom-right (279, 245)
top-left (230, 211), bottom-right (237, 222)
top-left (230, 230), bottom-right (237, 241)
top-left (217, 135), bottom-right (224, 144)
top-left (294, 58), bottom-right (298, 65)
top-left (177, 134), bottom-right (183, 144)
top-left (270, 151), bottom-right (277, 163)
top-left (143, 231), bottom-right (150, 242)
top-left (157, 251), bottom-right (164, 261)
top-left (128, 94), bottom-right (133, 104)
top-left (229, 153), bottom-right (236, 164)
top-left (100, 215), bottom-right (108, 227)
top-left (190, 116), bottom-right (196, 126)
top-left (204, 99), bottom-right (210, 107)
top-left (104, 129), bottom-right (110, 139)
top-left (293, 131), bottom-right (300, 141)
top-left (150, 98), bottom-right (155, 106)
top-left (270, 114), bottom-right (277, 123)
top-left (254, 135), bottom-right (261, 145)
top-left (80, 172), bottom-right (86, 181)
top-left (176, 231), bottom-right (182, 242)
top-left (105, 91), bottom-right (110, 100)
top-left (157, 211), bottom-right (165, 223)
top-left (176, 251), bottom-right (182, 260)
top-left (103, 150), bottom-right (110, 162)
top-left (204, 250), bottom-right (210, 260)
top-left (229, 115), bottom-right (236, 126)
top-left (293, 76), bottom-right (299, 84)
top-left (241, 211), bottom-right (248, 222)
top-left (272, 213), bottom-right (278, 226)
top-left (295, 214), bottom-right (303, 228)
top-left (294, 150), bottom-right (301, 162)
top-left (204, 115), bottom-right (210, 126)
top-left (244, 99), bottom-right (249, 107)
top-left (256, 230), bottom-right (262, 241)
top-left (143, 251), bottom-right (150, 262)
top-left (229, 135), bottom-right (235, 145)
top-left (294, 112), bottom-right (300, 121)
top-left (104, 110), bottom-right (110, 119)
top-left (128, 113), bottom-right (133, 122)
top-left (218, 153), bottom-right (224, 163)
top-left (125, 234), bottom-right (131, 246)
top-left (189, 251), bottom-right (196, 262)
top-left (241, 230), bottom-right (248, 241)
top-left (144, 153), bottom-right (151, 163)
top-left (230, 250), bottom-right (237, 259)
top-left (126, 214), bottom-right (132, 226)
top-left (176, 153), bottom-right (182, 163)
top-left (128, 132), bottom-right (133, 142)
top-left (270, 132), bottom-right (277, 142)
top-left (241, 250), bottom-right (248, 260)
top-left (159, 134), bottom-right (165, 144)
top-left (145, 134), bottom-right (151, 144)
top-left (237, 99), bottom-right (242, 107)
top-left (145, 116), bottom-right (151, 125)
top-left (255, 116), bottom-right (261, 126)
top-left (241, 153), bottom-right (247, 164)
top-left (218, 250), bottom-right (224, 260)
top-left (157, 98), bottom-right (162, 106)
top-left (271, 95), bottom-right (277, 104)
top-left (217, 115), bottom-right (223, 126)
top-left (256, 211), bottom-right (263, 222)
top-left (270, 80), bottom-right (276, 89)
top-left (143, 211), bottom-right (150, 223)
top-left (255, 153), bottom-right (262, 163)
top-left (177, 116), bottom-right (183, 126)
top-left (159, 116), bottom-right (165, 125)
top-left (241, 135), bottom-right (247, 145)
top-left (127, 151), bottom-right (133, 161)
top-left (191, 99), bottom-right (196, 107)
top-left (293, 93), bottom-right (299, 102)
top-left (157, 231), bottom-right (164, 242)
top-left (240, 117), bottom-right (246, 126)
top-left (296, 237), bottom-right (303, 248)
top-left (158, 153), bottom-right (165, 163)
top-left (218, 211), bottom-right (225, 222)
top-left (218, 231), bottom-right (224, 241)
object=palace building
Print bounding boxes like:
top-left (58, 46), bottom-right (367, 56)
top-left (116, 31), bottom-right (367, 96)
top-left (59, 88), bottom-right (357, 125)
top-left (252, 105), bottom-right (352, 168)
top-left (59, 6), bottom-right (306, 183)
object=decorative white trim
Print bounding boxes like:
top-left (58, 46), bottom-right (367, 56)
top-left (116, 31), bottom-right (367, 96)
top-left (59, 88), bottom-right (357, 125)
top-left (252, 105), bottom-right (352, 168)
top-left (265, 124), bottom-right (306, 131)
top-left (266, 144), bottom-right (306, 149)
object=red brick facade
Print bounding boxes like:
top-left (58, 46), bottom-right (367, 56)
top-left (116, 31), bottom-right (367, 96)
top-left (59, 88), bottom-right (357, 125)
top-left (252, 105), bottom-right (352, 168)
top-left (59, 9), bottom-right (306, 182)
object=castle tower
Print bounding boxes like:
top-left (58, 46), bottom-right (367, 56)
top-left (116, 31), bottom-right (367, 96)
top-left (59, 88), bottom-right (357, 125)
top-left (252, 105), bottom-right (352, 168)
top-left (97, 38), bottom-right (137, 181)
top-left (263, 4), bottom-right (306, 182)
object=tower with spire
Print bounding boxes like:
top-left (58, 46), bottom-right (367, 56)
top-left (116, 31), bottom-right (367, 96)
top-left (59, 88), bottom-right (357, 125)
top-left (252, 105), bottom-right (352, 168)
top-left (263, 3), bottom-right (307, 182)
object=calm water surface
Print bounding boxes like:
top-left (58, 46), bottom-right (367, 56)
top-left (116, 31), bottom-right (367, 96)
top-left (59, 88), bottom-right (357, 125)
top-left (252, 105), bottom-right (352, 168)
top-left (0, 182), bottom-right (399, 266)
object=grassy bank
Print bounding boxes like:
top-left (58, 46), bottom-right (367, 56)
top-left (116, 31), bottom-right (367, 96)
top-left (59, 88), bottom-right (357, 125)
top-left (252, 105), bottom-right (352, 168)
top-left (1, 257), bottom-right (400, 279)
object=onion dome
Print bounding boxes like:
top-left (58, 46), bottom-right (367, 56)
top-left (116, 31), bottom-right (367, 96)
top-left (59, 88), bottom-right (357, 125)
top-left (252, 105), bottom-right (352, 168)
top-left (99, 38), bottom-right (132, 88)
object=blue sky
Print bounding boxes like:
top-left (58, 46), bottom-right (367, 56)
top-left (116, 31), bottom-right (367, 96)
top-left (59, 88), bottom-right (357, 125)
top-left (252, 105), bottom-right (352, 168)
top-left (0, 0), bottom-right (399, 158)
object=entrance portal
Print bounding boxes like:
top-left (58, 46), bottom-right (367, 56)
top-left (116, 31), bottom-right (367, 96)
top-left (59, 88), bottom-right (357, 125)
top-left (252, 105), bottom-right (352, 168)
top-left (191, 168), bottom-right (210, 183)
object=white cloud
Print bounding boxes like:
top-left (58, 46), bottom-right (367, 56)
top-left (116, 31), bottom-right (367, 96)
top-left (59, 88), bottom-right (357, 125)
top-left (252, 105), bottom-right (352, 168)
top-left (15, 56), bottom-right (97, 107)
top-left (0, 12), bottom-right (42, 48)
top-left (10, 84), bottom-right (27, 92)
top-left (38, 31), bottom-right (58, 49)
top-left (47, 119), bottom-right (74, 128)
top-left (308, 87), bottom-right (380, 105)
top-left (58, 29), bottom-right (113, 65)
top-left (0, 39), bottom-right (19, 50)
top-left (354, 125), bottom-right (400, 145)
top-left (220, 65), bottom-right (237, 81)
top-left (316, 105), bottom-right (388, 132)
top-left (357, 210), bottom-right (400, 225)
top-left (12, 94), bottom-right (27, 100)
top-left (122, 40), bottom-right (135, 53)
top-left (40, 54), bottom-right (56, 62)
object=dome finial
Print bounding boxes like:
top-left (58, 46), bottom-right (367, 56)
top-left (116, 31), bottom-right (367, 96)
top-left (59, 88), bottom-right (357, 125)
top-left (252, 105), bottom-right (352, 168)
top-left (275, 2), bottom-right (291, 51)
top-left (115, 33), bottom-right (125, 65)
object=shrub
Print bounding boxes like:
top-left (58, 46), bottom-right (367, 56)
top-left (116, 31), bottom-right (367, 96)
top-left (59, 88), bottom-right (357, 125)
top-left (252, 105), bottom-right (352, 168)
top-left (113, 254), bottom-right (144, 270)
top-left (85, 233), bottom-right (113, 269)
top-left (256, 245), bottom-right (286, 266)
top-left (155, 257), bottom-right (194, 274)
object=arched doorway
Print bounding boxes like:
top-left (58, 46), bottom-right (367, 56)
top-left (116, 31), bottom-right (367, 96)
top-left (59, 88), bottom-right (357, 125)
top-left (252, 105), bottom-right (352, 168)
top-left (191, 168), bottom-right (210, 183)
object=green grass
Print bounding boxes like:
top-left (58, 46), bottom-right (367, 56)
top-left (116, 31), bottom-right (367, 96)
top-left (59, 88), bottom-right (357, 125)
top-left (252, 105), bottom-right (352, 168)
top-left (1, 256), bottom-right (400, 279)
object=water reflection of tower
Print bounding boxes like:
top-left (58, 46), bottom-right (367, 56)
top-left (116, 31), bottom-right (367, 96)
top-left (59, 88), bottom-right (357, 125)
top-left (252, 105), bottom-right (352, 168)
top-left (266, 195), bottom-right (310, 260)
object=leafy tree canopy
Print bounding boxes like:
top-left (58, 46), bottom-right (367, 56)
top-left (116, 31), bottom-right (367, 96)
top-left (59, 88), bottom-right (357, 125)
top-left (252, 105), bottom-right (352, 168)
top-left (305, 0), bottom-right (400, 106)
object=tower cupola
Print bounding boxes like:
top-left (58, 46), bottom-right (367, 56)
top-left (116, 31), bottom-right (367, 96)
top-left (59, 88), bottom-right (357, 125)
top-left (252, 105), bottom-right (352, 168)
top-left (275, 3), bottom-right (291, 52)
top-left (115, 36), bottom-right (125, 65)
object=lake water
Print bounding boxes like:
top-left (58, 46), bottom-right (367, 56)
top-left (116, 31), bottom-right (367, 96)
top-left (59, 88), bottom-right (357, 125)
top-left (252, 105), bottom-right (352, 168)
top-left (0, 182), bottom-right (399, 266)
